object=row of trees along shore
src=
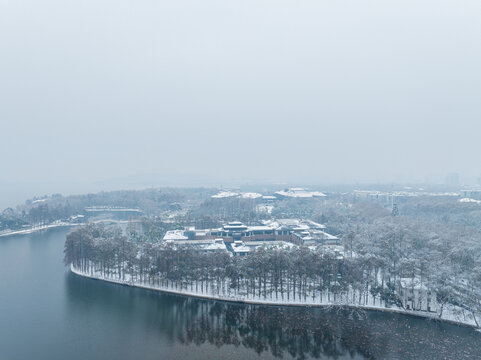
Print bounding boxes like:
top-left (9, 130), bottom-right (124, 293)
top-left (64, 223), bottom-right (481, 327)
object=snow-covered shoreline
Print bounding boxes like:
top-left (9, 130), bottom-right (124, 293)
top-left (70, 265), bottom-right (479, 330)
top-left (0, 222), bottom-right (76, 238)
top-left (0, 219), bottom-right (134, 238)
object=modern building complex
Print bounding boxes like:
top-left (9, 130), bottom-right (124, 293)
top-left (163, 219), bottom-right (339, 255)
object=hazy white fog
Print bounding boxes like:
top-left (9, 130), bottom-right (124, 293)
top-left (1, 0), bottom-right (480, 207)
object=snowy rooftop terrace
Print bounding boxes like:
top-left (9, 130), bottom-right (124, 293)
top-left (163, 230), bottom-right (189, 240)
top-left (229, 240), bottom-right (296, 255)
top-left (275, 188), bottom-right (326, 198)
top-left (165, 238), bottom-right (227, 252)
top-left (263, 219), bottom-right (327, 231)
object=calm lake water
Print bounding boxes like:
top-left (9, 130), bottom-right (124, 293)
top-left (0, 227), bottom-right (480, 360)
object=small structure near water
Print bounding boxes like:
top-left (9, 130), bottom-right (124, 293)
top-left (397, 278), bottom-right (437, 312)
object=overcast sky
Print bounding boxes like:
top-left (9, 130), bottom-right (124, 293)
top-left (1, 0), bottom-right (480, 206)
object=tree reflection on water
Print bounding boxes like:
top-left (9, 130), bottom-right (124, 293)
top-left (67, 273), bottom-right (481, 360)
top-left (178, 301), bottom-right (480, 359)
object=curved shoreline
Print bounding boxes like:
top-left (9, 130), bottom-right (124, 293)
top-left (70, 266), bottom-right (479, 330)
top-left (0, 223), bottom-right (75, 238)
top-left (0, 219), bottom-right (136, 238)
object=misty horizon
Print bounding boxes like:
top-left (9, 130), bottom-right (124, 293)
top-left (1, 0), bottom-right (481, 206)
top-left (0, 171), bottom-right (473, 210)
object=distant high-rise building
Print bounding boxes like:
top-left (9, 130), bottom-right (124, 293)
top-left (445, 173), bottom-right (460, 188)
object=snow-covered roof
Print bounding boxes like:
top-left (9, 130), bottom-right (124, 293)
top-left (241, 192), bottom-right (262, 199)
top-left (231, 241), bottom-right (250, 253)
top-left (228, 221), bottom-right (243, 226)
top-left (223, 222), bottom-right (248, 230)
top-left (303, 220), bottom-right (326, 229)
top-left (262, 219), bottom-right (330, 233)
top-left (164, 218), bottom-right (337, 249)
top-left (247, 225), bottom-right (274, 232)
top-left (211, 191), bottom-right (239, 199)
top-left (262, 195), bottom-right (277, 200)
top-left (293, 229), bottom-right (339, 244)
top-left (275, 218), bottom-right (300, 226)
top-left (292, 224), bottom-right (310, 231)
top-left (459, 198), bottom-right (481, 204)
top-left (164, 239), bottom-right (227, 252)
top-left (244, 241), bottom-right (296, 250)
top-left (163, 230), bottom-right (188, 240)
top-left (275, 188), bottom-right (326, 198)
top-left (199, 240), bottom-right (227, 252)
top-left (313, 230), bottom-right (338, 240)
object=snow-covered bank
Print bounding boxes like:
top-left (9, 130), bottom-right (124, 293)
top-left (0, 222), bottom-right (76, 238)
top-left (70, 265), bottom-right (480, 329)
top-left (0, 219), bottom-right (137, 238)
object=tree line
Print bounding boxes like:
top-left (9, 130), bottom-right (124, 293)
top-left (64, 222), bottom-right (480, 328)
top-left (65, 225), bottom-right (397, 305)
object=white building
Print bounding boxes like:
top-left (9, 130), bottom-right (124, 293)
top-left (397, 278), bottom-right (437, 312)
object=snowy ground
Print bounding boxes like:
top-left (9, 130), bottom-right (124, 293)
top-left (71, 265), bottom-right (480, 329)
